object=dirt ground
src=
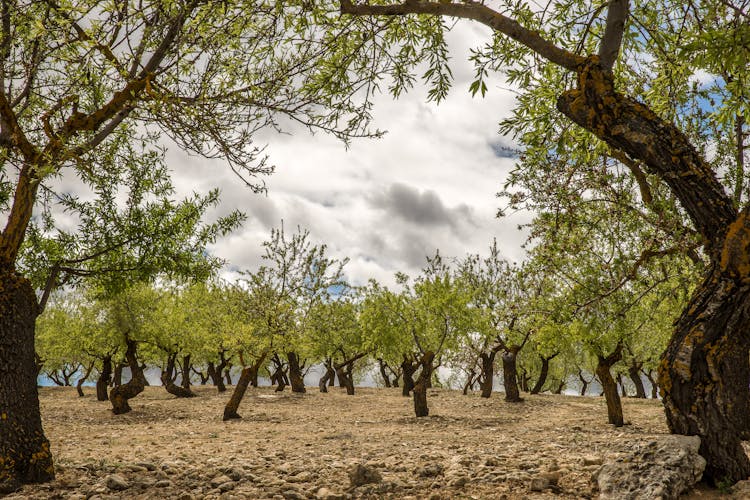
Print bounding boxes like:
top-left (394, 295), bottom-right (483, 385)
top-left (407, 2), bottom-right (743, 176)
top-left (7, 385), bottom-right (729, 499)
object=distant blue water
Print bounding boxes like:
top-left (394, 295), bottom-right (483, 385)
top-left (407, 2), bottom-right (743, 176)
top-left (37, 365), bottom-right (658, 398)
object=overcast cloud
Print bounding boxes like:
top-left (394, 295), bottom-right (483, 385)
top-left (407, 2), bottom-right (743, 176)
top-left (3, 21), bottom-right (533, 290)
top-left (161, 21), bottom-right (532, 288)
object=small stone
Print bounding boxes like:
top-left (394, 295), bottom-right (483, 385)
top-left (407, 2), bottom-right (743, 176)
top-left (316, 487), bottom-right (334, 499)
top-left (281, 489), bottom-right (305, 500)
top-left (218, 481), bottom-right (236, 492)
top-left (137, 462), bottom-right (157, 471)
top-left (416, 463), bottom-right (444, 477)
top-left (530, 476), bottom-right (550, 492)
top-left (287, 471), bottom-right (312, 483)
top-left (541, 471), bottom-right (560, 486)
top-left (221, 467), bottom-right (244, 481)
top-left (105, 474), bottom-right (129, 491)
top-left (210, 475), bottom-right (233, 488)
top-left (154, 480), bottom-right (172, 488)
top-left (348, 463), bottom-right (382, 487)
top-left (123, 464), bottom-right (148, 472)
top-left (583, 455), bottom-right (603, 466)
top-left (448, 476), bottom-right (469, 487)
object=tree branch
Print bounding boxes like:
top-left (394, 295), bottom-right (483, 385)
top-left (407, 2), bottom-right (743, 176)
top-left (557, 58), bottom-right (737, 253)
top-left (598, 0), bottom-right (629, 71)
top-left (339, 0), bottom-right (584, 71)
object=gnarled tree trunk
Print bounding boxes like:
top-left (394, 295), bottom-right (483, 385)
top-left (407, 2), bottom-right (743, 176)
top-left (463, 367), bottom-right (479, 395)
top-left (223, 367), bottom-right (252, 420)
top-left (479, 350), bottom-right (497, 398)
top-left (334, 352), bottom-right (366, 396)
top-left (335, 364), bottom-right (355, 395)
top-left (557, 57), bottom-right (750, 483)
top-left (271, 355), bottom-right (288, 392)
top-left (531, 352), bottom-right (558, 395)
top-left (501, 347), bottom-right (523, 403)
top-left (578, 369), bottom-right (592, 396)
top-left (659, 271), bottom-right (750, 483)
top-left (596, 344), bottom-right (624, 427)
top-left (642, 369), bottom-right (659, 399)
top-left (209, 351), bottom-right (230, 392)
top-left (96, 355), bottom-right (112, 401)
top-left (401, 354), bottom-right (417, 397)
top-left (224, 363), bottom-right (233, 386)
top-left (378, 358), bottom-right (392, 387)
top-left (160, 353), bottom-right (196, 398)
top-left (180, 354), bottom-right (192, 391)
top-left (0, 271), bottom-right (54, 493)
top-left (412, 351), bottom-right (435, 417)
top-left (287, 352), bottom-right (306, 393)
top-left (112, 362), bottom-right (123, 387)
top-left (76, 361), bottom-right (95, 397)
top-left (223, 352), bottom-right (267, 420)
top-left (628, 359), bottom-right (646, 399)
top-left (319, 359), bottom-right (334, 392)
top-left (109, 339), bottom-right (146, 414)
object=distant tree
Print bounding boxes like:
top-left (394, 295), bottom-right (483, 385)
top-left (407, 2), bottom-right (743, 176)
top-left (308, 296), bottom-right (370, 395)
top-left (223, 224), bottom-right (347, 420)
top-left (459, 244), bottom-right (552, 402)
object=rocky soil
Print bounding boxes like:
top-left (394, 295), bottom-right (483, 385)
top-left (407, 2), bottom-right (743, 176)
top-left (7, 386), bottom-right (732, 499)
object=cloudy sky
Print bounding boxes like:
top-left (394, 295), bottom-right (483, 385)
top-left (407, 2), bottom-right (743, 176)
top-left (170, 21), bottom-right (531, 288)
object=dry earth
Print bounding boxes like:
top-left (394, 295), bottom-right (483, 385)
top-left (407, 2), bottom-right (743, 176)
top-left (7, 386), bottom-right (731, 499)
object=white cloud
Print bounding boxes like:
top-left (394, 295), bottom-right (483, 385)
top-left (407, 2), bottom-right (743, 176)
top-left (11, 21), bottom-right (529, 291)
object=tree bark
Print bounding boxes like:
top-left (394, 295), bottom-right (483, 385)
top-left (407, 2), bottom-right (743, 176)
top-left (0, 270), bottom-right (55, 493)
top-left (502, 347), bottom-right (523, 403)
top-left (76, 361), bottom-right (95, 397)
top-left (319, 359), bottom-right (334, 392)
top-left (192, 366), bottom-right (210, 385)
top-left (659, 271), bottom-right (750, 483)
top-left (223, 367), bottom-right (253, 420)
top-left (160, 353), bottom-right (196, 398)
top-left (109, 338), bottom-right (146, 414)
top-left (463, 367), bottom-right (478, 395)
top-left (596, 344), bottom-right (624, 427)
top-left (479, 351), bottom-right (497, 398)
top-left (412, 351), bottom-right (435, 417)
top-left (210, 352), bottom-right (229, 392)
top-left (554, 379), bottom-right (565, 394)
top-left (248, 356), bottom-right (263, 388)
top-left (271, 356), bottom-right (288, 392)
top-left (642, 369), bottom-right (659, 399)
top-left (180, 354), bottom-right (192, 391)
top-left (519, 367), bottom-right (531, 393)
top-left (401, 355), bottom-right (417, 397)
top-left (96, 355), bottom-right (112, 401)
top-left (578, 369), bottom-right (591, 396)
top-left (224, 363), bottom-right (233, 386)
top-left (556, 56), bottom-right (750, 482)
top-left (335, 365), bottom-right (355, 395)
top-left (531, 352), bottom-right (558, 394)
top-left (287, 352), bottom-right (306, 393)
top-left (616, 373), bottom-right (628, 397)
top-left (378, 358), bottom-right (392, 387)
top-left (112, 362), bottom-right (123, 387)
top-left (223, 352), bottom-right (267, 420)
top-left (628, 360), bottom-right (647, 399)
